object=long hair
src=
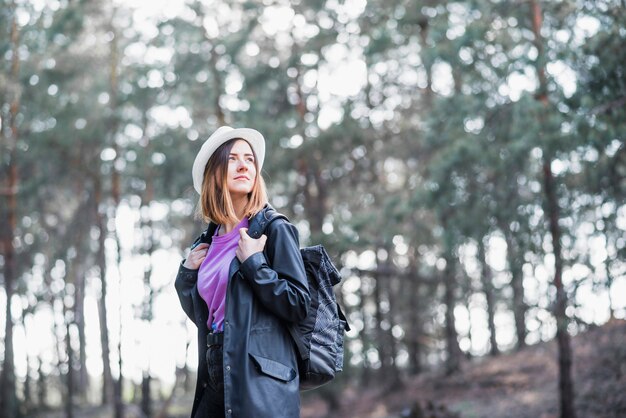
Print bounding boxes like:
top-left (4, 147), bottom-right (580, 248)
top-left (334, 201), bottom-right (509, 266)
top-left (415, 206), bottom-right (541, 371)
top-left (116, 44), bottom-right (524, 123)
top-left (196, 138), bottom-right (267, 225)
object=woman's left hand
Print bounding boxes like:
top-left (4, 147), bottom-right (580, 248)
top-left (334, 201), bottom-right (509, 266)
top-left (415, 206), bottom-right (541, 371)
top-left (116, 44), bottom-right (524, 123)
top-left (236, 228), bottom-right (267, 262)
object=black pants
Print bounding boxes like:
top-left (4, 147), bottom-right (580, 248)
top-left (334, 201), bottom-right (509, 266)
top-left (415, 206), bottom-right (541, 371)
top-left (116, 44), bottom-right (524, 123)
top-left (195, 345), bottom-right (225, 418)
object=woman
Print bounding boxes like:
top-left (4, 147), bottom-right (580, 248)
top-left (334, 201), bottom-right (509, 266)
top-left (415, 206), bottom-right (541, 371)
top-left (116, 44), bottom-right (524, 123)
top-left (175, 126), bottom-right (310, 418)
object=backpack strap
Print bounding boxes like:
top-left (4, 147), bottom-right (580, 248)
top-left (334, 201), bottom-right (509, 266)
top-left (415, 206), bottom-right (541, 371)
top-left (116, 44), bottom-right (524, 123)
top-left (260, 208), bottom-right (310, 361)
top-left (263, 207), bottom-right (289, 227)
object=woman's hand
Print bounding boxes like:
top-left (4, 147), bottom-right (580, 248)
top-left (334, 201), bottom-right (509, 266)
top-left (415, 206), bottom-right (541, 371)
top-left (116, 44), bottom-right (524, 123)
top-left (183, 243), bottom-right (209, 269)
top-left (236, 228), bottom-right (267, 262)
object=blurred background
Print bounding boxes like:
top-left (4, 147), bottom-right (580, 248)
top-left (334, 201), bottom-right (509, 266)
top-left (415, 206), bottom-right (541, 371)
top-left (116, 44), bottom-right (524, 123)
top-left (0, 0), bottom-right (624, 417)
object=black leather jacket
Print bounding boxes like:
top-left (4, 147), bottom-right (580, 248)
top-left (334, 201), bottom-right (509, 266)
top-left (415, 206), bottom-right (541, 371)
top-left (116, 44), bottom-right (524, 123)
top-left (175, 204), bottom-right (310, 418)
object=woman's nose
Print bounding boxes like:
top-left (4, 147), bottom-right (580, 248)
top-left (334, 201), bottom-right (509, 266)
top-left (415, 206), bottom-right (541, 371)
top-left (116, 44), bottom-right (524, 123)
top-left (237, 160), bottom-right (247, 171)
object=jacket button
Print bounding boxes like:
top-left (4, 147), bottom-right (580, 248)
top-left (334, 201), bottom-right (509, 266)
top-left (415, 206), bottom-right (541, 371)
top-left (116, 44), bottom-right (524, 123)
top-left (225, 365), bottom-right (231, 372)
top-left (225, 320), bottom-right (229, 326)
top-left (226, 409), bottom-right (232, 415)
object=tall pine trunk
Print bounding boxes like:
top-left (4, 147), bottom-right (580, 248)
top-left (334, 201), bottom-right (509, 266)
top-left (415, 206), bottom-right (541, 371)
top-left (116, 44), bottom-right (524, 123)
top-left (602, 213), bottom-right (617, 320)
top-left (530, 2), bottom-right (576, 417)
top-left (75, 268), bottom-right (89, 400)
top-left (542, 156), bottom-right (576, 418)
top-left (68, 192), bottom-right (91, 402)
top-left (478, 238), bottom-right (499, 356)
top-left (22, 311), bottom-right (34, 414)
top-left (140, 139), bottom-right (155, 418)
top-left (406, 249), bottom-right (423, 374)
top-left (95, 178), bottom-right (114, 404)
top-left (386, 275), bottom-right (402, 387)
top-left (106, 12), bottom-right (125, 417)
top-left (64, 318), bottom-right (75, 418)
top-left (372, 268), bottom-right (390, 379)
top-left (293, 60), bottom-right (327, 234)
top-left (74, 240), bottom-right (89, 402)
top-left (37, 355), bottom-right (47, 410)
top-left (442, 257), bottom-right (461, 375)
top-left (357, 279), bottom-right (372, 385)
top-left (504, 229), bottom-right (527, 349)
top-left (442, 227), bottom-right (462, 375)
top-left (0, 8), bottom-right (21, 417)
top-left (378, 247), bottom-right (402, 387)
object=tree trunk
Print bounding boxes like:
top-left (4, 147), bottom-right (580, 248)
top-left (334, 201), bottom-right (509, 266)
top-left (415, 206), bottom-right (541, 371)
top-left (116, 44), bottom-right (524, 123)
top-left (37, 355), bottom-right (47, 410)
top-left (372, 268), bottom-right (391, 379)
top-left (304, 161), bottom-right (328, 234)
top-left (0, 8), bottom-right (21, 417)
top-left (386, 276), bottom-right (403, 388)
top-left (95, 179), bottom-right (114, 405)
top-left (442, 229), bottom-right (462, 375)
top-left (141, 373), bottom-right (152, 418)
top-left (295, 78), bottom-right (327, 233)
top-left (64, 320), bottom-right (75, 418)
top-left (69, 194), bottom-right (91, 402)
top-left (478, 238), bottom-right (499, 356)
top-left (543, 160), bottom-right (576, 418)
top-left (508, 232), bottom-right (527, 349)
top-left (0, 222), bottom-right (18, 418)
top-left (23, 312), bottom-right (33, 414)
top-left (542, 159), bottom-right (577, 418)
top-left (602, 214), bottom-right (616, 320)
top-left (114, 273), bottom-right (124, 417)
top-left (50, 289), bottom-right (70, 416)
top-left (107, 13), bottom-right (124, 418)
top-left (530, 2), bottom-right (576, 417)
top-left (289, 56), bottom-right (328, 234)
top-left (357, 280), bottom-right (372, 385)
top-left (497, 215), bottom-right (528, 349)
top-left (443, 257), bottom-right (461, 375)
top-left (140, 144), bottom-right (156, 418)
top-left (75, 261), bottom-right (89, 401)
top-left (379, 248), bottom-right (402, 387)
top-left (406, 250), bottom-right (423, 375)
top-left (24, 356), bottom-right (32, 413)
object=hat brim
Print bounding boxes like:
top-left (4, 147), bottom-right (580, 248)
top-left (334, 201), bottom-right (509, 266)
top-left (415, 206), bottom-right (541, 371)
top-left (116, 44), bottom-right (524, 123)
top-left (192, 127), bottom-right (265, 194)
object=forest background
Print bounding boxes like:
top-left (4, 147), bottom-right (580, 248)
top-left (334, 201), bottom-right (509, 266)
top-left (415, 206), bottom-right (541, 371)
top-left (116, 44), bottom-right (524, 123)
top-left (0, 0), bottom-right (624, 417)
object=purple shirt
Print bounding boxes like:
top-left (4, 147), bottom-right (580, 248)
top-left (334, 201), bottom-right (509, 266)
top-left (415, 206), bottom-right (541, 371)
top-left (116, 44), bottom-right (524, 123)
top-left (198, 217), bottom-right (249, 332)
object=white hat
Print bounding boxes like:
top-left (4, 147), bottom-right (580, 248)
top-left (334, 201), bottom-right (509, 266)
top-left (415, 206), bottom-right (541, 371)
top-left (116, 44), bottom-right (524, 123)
top-left (192, 126), bottom-right (265, 194)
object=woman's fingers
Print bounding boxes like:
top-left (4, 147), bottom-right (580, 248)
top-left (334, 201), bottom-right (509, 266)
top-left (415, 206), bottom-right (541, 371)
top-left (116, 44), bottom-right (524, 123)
top-left (236, 229), bottom-right (266, 262)
top-left (183, 243), bottom-right (209, 269)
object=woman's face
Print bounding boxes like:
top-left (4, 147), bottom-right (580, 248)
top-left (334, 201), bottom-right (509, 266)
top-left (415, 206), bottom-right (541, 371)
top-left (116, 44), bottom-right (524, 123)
top-left (226, 139), bottom-right (257, 198)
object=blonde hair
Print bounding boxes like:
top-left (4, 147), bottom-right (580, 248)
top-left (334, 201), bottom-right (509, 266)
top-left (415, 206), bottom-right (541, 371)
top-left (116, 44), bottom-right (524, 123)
top-left (196, 138), bottom-right (267, 225)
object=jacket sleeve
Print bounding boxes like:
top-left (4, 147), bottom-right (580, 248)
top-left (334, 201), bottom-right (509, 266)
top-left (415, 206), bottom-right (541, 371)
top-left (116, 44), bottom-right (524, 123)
top-left (174, 262), bottom-right (199, 325)
top-left (239, 221), bottom-right (310, 323)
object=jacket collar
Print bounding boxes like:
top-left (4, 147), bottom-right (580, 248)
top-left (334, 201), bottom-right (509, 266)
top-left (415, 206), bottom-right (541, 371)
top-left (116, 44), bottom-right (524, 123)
top-left (226, 203), bottom-right (275, 279)
top-left (247, 203), bottom-right (276, 239)
top-left (201, 203), bottom-right (276, 243)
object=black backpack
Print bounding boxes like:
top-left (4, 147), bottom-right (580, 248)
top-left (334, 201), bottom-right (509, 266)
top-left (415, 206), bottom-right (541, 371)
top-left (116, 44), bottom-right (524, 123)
top-left (264, 211), bottom-right (350, 390)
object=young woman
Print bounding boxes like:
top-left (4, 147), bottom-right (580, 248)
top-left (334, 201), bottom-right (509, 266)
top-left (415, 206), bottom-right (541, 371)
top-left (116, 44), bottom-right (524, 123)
top-left (175, 126), bottom-right (310, 418)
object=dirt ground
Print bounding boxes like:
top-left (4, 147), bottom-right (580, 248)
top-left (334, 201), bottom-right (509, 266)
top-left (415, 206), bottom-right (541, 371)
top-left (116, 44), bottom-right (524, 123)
top-left (302, 319), bottom-right (626, 418)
